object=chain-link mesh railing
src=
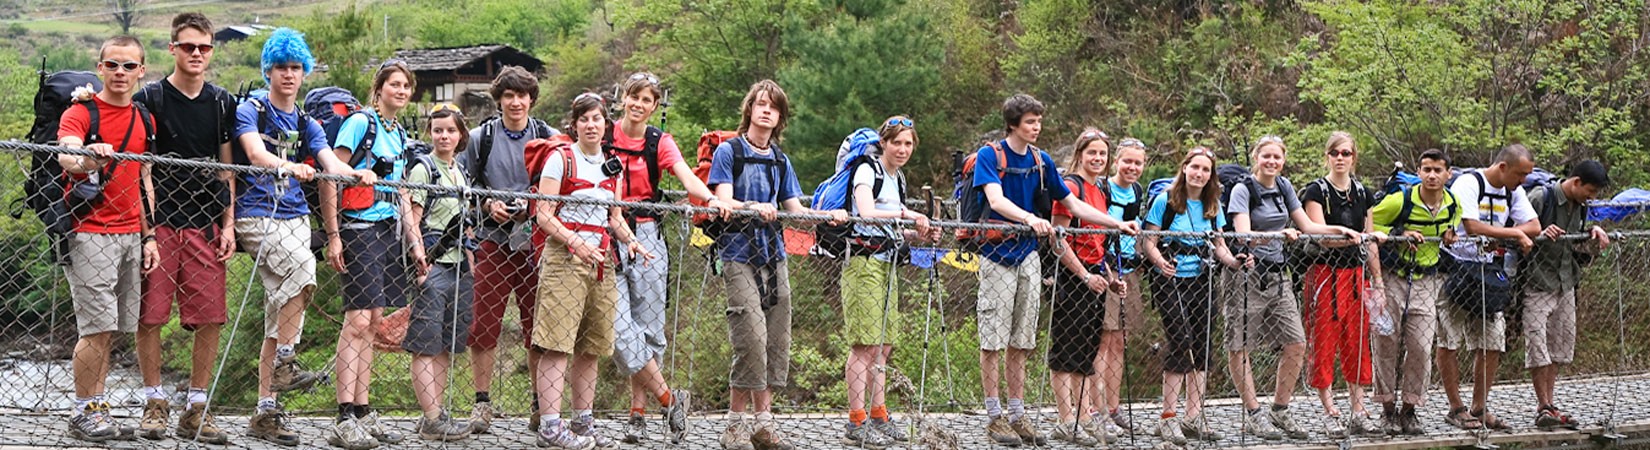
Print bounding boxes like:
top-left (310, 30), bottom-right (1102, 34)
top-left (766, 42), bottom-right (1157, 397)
top-left (2, 140), bottom-right (1649, 449)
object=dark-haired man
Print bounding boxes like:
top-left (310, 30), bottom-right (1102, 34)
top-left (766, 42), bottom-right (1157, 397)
top-left (1521, 160), bottom-right (1610, 430)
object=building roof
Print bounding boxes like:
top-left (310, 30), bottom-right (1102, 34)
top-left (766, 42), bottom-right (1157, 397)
top-left (391, 45), bottom-right (542, 73)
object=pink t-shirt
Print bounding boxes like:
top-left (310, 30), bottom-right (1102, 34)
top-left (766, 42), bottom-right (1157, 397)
top-left (608, 126), bottom-right (683, 205)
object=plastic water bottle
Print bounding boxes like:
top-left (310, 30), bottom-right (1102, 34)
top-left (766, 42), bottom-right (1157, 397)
top-left (1365, 284), bottom-right (1395, 336)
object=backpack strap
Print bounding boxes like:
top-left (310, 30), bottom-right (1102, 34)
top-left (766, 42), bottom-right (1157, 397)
top-left (1470, 171), bottom-right (1515, 227)
top-left (602, 123), bottom-right (665, 202)
top-left (1062, 174), bottom-right (1087, 229)
top-left (343, 111), bottom-right (379, 170)
top-left (728, 137), bottom-right (788, 205)
top-left (473, 117), bottom-right (497, 188)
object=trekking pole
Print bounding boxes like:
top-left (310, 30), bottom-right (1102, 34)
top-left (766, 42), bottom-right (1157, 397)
top-left (918, 186), bottom-right (938, 415)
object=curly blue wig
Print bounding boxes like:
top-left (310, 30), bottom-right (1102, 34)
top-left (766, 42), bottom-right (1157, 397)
top-left (261, 28), bottom-right (314, 83)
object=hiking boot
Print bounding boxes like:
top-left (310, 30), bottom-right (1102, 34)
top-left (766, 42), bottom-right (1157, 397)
top-left (663, 389), bottom-right (692, 443)
top-left (68, 403), bottom-right (118, 442)
top-left (537, 422), bottom-right (596, 450)
top-left (1324, 415), bottom-right (1348, 439)
top-left (1400, 405), bottom-right (1425, 436)
top-left (469, 401), bottom-right (497, 435)
top-left (1242, 408), bottom-right (1284, 440)
top-left (139, 398), bottom-right (169, 440)
top-left (360, 411), bottom-right (404, 444)
top-left (249, 405), bottom-right (301, 446)
top-left (719, 418), bottom-right (755, 450)
top-left (842, 421), bottom-right (894, 449)
top-left (869, 417), bottom-right (909, 442)
top-left (417, 411), bottom-right (472, 441)
top-left (1181, 414), bottom-right (1223, 441)
top-left (1010, 417), bottom-right (1047, 446)
top-left (1380, 405), bottom-right (1404, 436)
top-left (326, 417), bottom-right (379, 450)
top-left (177, 402), bottom-right (229, 444)
top-left (986, 416), bottom-right (1023, 447)
top-left (622, 415), bottom-right (646, 444)
top-left (271, 355), bottom-right (323, 393)
top-left (1156, 416), bottom-right (1187, 446)
top-left (570, 415), bottom-right (616, 449)
top-left (1109, 409), bottom-right (1135, 432)
top-left (1050, 420), bottom-right (1097, 446)
top-left (1320, 413), bottom-right (1346, 438)
top-left (1080, 418), bottom-right (1118, 444)
top-left (751, 420), bottom-right (795, 450)
top-left (1268, 407), bottom-right (1310, 439)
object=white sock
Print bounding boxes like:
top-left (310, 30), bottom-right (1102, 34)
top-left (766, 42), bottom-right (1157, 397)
top-left (257, 397), bottom-right (278, 412)
top-left (276, 344), bottom-right (296, 359)
top-left (187, 388), bottom-right (208, 405)
top-left (575, 409), bottom-right (593, 421)
top-left (1008, 398), bottom-right (1025, 421)
top-left (984, 397), bottom-right (1003, 418)
top-left (543, 416), bottom-right (563, 431)
top-left (75, 397), bottom-right (94, 415)
top-left (755, 411), bottom-right (775, 425)
top-left (143, 385), bottom-right (166, 401)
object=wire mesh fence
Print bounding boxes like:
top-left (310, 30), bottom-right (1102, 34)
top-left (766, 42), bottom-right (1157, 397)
top-left (1, 140), bottom-right (1648, 449)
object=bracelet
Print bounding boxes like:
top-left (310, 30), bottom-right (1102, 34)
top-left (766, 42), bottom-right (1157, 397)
top-left (141, 234), bottom-right (156, 245)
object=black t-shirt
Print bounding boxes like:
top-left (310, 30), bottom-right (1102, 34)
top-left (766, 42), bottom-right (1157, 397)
top-left (1299, 177), bottom-right (1372, 267)
top-left (134, 78), bottom-right (235, 229)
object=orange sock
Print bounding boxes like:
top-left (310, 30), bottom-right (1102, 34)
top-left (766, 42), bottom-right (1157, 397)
top-left (630, 407), bottom-right (646, 417)
top-left (1161, 411), bottom-right (1177, 419)
top-left (849, 409), bottom-right (867, 425)
top-left (870, 405), bottom-right (889, 421)
top-left (658, 391), bottom-right (673, 407)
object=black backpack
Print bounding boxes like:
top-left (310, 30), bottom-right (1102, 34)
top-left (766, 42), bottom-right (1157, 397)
top-left (23, 72), bottom-right (154, 261)
top-left (470, 116), bottom-right (557, 190)
top-left (1217, 163), bottom-right (1290, 233)
top-left (602, 122), bottom-right (664, 227)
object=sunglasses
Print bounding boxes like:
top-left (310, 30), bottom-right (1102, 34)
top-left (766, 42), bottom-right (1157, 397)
top-left (1187, 146), bottom-right (1216, 159)
top-left (378, 58), bottom-right (408, 70)
top-left (573, 92), bottom-right (605, 106)
top-left (99, 60), bottom-right (142, 72)
top-left (1119, 138), bottom-right (1146, 149)
top-left (884, 116), bottom-right (913, 128)
top-left (1080, 130), bottom-right (1109, 140)
top-left (628, 72), bottom-right (660, 86)
top-left (1327, 149), bottom-right (1356, 158)
top-left (430, 103), bottom-right (462, 115)
top-left (171, 42), bottom-right (214, 54)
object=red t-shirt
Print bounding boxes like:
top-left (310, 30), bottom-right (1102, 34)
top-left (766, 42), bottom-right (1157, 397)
top-left (1052, 178), bottom-right (1108, 265)
top-left (57, 96), bottom-right (148, 234)
top-left (609, 125), bottom-right (685, 211)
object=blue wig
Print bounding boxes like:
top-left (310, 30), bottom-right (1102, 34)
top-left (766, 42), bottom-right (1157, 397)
top-left (261, 28), bottom-right (314, 83)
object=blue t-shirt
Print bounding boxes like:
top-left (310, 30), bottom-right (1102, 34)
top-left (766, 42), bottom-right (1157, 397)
top-left (1144, 195), bottom-right (1225, 277)
top-left (706, 137), bottom-right (802, 265)
top-left (1106, 179), bottom-right (1141, 273)
top-left (332, 110), bottom-right (407, 222)
top-left (233, 99), bottom-right (329, 220)
top-left (970, 141), bottom-right (1072, 266)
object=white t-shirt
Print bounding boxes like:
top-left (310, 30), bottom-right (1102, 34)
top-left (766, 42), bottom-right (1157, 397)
top-left (849, 160), bottom-right (905, 238)
top-left (541, 147), bottom-right (616, 248)
top-left (1445, 169), bottom-right (1536, 263)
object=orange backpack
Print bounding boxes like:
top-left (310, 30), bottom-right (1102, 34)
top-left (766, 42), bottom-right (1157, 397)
top-left (692, 130), bottom-right (740, 236)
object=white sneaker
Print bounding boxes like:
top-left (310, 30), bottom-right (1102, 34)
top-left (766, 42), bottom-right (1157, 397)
top-left (1268, 408), bottom-right (1309, 439)
top-left (1243, 409), bottom-right (1284, 440)
top-left (1156, 416), bottom-right (1187, 446)
top-left (1324, 415), bottom-right (1348, 439)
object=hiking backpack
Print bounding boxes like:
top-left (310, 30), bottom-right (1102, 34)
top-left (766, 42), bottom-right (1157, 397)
top-left (690, 130), bottom-right (739, 238)
top-left (810, 128), bottom-right (903, 259)
top-left (302, 86), bottom-right (363, 145)
top-left (953, 141), bottom-right (1051, 248)
top-left (23, 70), bottom-right (102, 227)
top-left (602, 122), bottom-right (665, 227)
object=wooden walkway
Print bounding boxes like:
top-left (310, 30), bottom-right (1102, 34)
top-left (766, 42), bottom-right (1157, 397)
top-left (3, 373), bottom-right (1648, 449)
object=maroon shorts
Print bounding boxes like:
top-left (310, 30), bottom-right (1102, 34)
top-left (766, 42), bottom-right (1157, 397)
top-left (141, 226), bottom-right (228, 328)
top-left (467, 240), bottom-right (538, 350)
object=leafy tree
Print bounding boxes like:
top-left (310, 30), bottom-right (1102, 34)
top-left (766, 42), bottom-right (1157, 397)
top-left (294, 2), bottom-right (392, 100)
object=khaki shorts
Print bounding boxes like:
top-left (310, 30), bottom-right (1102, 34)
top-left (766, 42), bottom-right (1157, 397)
top-left (236, 217), bottom-right (317, 341)
top-left (1522, 288), bottom-right (1576, 367)
top-left (532, 244), bottom-right (617, 356)
top-left (724, 261), bottom-right (793, 391)
top-left (1104, 270), bottom-right (1145, 331)
top-left (1222, 269), bottom-right (1307, 351)
top-left (841, 256), bottom-right (900, 346)
top-left (978, 257), bottom-right (1041, 351)
top-left (1435, 295), bottom-right (1506, 352)
top-left (66, 233), bottom-right (143, 336)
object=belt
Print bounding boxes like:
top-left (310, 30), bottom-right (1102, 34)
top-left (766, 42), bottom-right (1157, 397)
top-left (373, 190), bottom-right (400, 204)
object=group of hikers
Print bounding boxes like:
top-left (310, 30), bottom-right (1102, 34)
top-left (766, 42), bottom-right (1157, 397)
top-left (47, 12), bottom-right (1615, 450)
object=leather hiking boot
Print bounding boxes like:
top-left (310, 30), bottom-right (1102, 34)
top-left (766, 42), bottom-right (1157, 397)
top-left (177, 402), bottom-right (229, 444)
top-left (250, 406), bottom-right (301, 446)
top-left (139, 398), bottom-right (169, 440)
top-left (1010, 417), bottom-right (1047, 446)
top-left (986, 416), bottom-right (1023, 447)
top-left (271, 355), bottom-right (323, 393)
top-left (719, 418), bottom-right (755, 450)
top-left (417, 411), bottom-right (472, 441)
top-left (469, 401), bottom-right (497, 435)
top-left (750, 420), bottom-right (795, 450)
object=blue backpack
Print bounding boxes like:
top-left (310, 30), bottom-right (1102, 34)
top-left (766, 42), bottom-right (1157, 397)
top-left (811, 128), bottom-right (899, 259)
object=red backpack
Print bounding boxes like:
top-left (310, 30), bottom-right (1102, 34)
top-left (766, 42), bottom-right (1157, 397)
top-left (692, 130), bottom-right (740, 236)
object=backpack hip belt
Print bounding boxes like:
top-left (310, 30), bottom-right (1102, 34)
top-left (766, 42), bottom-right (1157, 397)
top-left (561, 221), bottom-right (614, 280)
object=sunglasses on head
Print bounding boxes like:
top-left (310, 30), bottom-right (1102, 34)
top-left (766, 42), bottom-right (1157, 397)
top-left (1187, 147), bottom-right (1216, 159)
top-left (171, 42), bottom-right (214, 54)
top-left (628, 72), bottom-right (660, 86)
top-left (1080, 130), bottom-right (1109, 140)
top-left (430, 103), bottom-right (462, 114)
top-left (884, 117), bottom-right (913, 128)
top-left (1119, 138), bottom-right (1146, 149)
top-left (100, 60), bottom-right (141, 72)
top-left (378, 58), bottom-right (407, 70)
top-left (573, 92), bottom-right (605, 106)
top-left (1257, 135), bottom-right (1285, 146)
